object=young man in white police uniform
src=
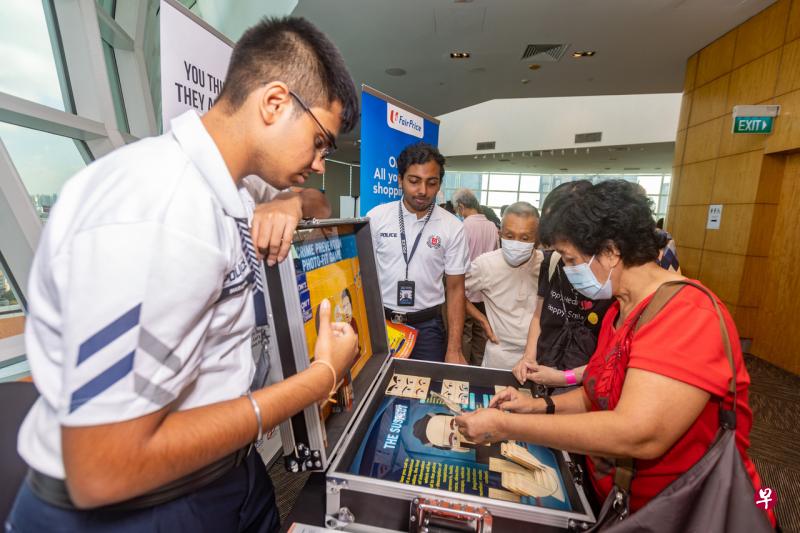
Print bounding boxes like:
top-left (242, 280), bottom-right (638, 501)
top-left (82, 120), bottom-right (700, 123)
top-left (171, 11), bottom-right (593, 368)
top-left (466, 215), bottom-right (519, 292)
top-left (465, 202), bottom-right (544, 370)
top-left (367, 143), bottom-right (469, 364)
top-left (8, 18), bottom-right (359, 533)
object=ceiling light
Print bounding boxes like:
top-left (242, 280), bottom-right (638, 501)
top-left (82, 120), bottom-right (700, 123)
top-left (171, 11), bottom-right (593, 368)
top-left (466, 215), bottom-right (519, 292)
top-left (572, 51), bottom-right (596, 58)
top-left (521, 78), bottom-right (529, 84)
top-left (385, 67), bottom-right (406, 76)
top-left (450, 52), bottom-right (471, 59)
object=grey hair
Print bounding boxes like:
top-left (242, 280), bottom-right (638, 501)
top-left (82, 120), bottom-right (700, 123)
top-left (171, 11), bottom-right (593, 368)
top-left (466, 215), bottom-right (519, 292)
top-left (451, 188), bottom-right (480, 210)
top-left (503, 201), bottom-right (540, 220)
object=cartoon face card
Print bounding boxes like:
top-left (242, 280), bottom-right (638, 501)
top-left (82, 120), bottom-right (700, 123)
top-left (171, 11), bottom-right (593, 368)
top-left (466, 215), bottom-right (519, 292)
top-left (385, 374), bottom-right (430, 400)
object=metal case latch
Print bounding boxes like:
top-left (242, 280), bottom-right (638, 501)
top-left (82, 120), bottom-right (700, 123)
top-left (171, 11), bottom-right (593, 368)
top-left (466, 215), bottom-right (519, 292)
top-left (568, 460), bottom-right (584, 485)
top-left (284, 442), bottom-right (322, 472)
top-left (410, 497), bottom-right (492, 533)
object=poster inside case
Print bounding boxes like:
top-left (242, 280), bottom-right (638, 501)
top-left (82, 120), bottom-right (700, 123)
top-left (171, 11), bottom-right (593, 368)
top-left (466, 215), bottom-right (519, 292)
top-left (349, 377), bottom-right (570, 511)
top-left (292, 224), bottom-right (373, 379)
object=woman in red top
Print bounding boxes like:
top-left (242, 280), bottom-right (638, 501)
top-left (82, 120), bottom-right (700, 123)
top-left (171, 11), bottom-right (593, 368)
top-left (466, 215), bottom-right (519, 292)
top-left (455, 180), bottom-right (775, 526)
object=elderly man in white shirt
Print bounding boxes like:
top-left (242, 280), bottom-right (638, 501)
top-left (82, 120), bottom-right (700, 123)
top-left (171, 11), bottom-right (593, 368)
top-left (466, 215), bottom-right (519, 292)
top-left (465, 202), bottom-right (544, 370)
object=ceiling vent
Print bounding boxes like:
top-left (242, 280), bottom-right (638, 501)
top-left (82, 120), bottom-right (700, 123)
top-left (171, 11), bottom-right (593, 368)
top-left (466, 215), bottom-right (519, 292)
top-left (623, 167), bottom-right (641, 171)
top-left (575, 132), bottom-right (602, 143)
top-left (476, 141), bottom-right (496, 150)
top-left (520, 44), bottom-right (569, 62)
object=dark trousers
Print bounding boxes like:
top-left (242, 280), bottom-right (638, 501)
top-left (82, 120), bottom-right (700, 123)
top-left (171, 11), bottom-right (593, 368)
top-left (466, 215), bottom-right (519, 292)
top-left (462, 301), bottom-right (487, 366)
top-left (409, 316), bottom-right (447, 362)
top-left (6, 450), bottom-right (279, 533)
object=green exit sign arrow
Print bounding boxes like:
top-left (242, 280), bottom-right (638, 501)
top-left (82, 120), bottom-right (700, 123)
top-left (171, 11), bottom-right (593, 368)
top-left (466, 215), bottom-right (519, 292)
top-left (733, 116), bottom-right (773, 134)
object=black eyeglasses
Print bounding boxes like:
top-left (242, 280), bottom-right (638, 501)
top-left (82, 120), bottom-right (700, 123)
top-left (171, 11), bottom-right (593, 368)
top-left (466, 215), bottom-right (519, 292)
top-left (288, 90), bottom-right (338, 159)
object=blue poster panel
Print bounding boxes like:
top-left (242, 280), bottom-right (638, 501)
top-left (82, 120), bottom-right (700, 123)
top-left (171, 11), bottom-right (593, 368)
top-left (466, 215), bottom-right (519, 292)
top-left (359, 88), bottom-right (440, 215)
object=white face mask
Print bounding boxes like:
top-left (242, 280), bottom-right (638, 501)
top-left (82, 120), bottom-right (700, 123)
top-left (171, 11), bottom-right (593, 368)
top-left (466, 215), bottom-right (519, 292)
top-left (501, 239), bottom-right (535, 267)
top-left (562, 255), bottom-right (613, 300)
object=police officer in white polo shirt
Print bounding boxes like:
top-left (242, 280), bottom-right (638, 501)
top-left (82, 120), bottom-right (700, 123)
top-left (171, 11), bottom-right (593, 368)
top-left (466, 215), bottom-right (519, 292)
top-left (8, 18), bottom-right (359, 533)
top-left (367, 143), bottom-right (469, 364)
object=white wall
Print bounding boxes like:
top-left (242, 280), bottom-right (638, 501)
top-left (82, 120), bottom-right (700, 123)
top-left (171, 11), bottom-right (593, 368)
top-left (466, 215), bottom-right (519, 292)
top-left (437, 93), bottom-right (682, 157)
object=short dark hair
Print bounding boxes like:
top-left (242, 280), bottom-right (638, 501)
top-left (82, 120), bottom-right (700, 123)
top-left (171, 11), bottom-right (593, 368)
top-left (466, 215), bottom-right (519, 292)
top-left (539, 180), bottom-right (668, 266)
top-left (217, 17), bottom-right (358, 133)
top-left (398, 143), bottom-right (446, 179)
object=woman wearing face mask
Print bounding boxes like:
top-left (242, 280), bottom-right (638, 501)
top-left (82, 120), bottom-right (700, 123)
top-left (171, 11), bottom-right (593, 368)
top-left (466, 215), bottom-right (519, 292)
top-left (463, 202), bottom-right (543, 370)
top-left (455, 180), bottom-right (774, 528)
top-left (512, 181), bottom-right (614, 393)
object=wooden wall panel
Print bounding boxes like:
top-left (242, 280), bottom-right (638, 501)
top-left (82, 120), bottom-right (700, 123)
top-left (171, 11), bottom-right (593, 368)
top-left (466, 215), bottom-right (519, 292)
top-left (711, 151), bottom-right (763, 204)
top-left (697, 31), bottom-right (737, 86)
top-left (684, 118), bottom-right (723, 164)
top-left (684, 53), bottom-right (699, 93)
top-left (0, 316), bottom-right (25, 340)
top-left (699, 250), bottom-right (746, 304)
top-left (757, 154), bottom-right (786, 203)
top-left (739, 256), bottom-right (769, 308)
top-left (677, 160), bottom-right (715, 205)
top-left (733, 0), bottom-right (790, 68)
top-left (690, 75), bottom-right (730, 126)
top-left (703, 204), bottom-right (755, 255)
top-left (675, 246), bottom-right (703, 278)
top-left (766, 89), bottom-right (800, 153)
top-left (719, 113), bottom-right (769, 156)
top-left (747, 204), bottom-right (779, 257)
top-left (788, 0), bottom-right (800, 42)
top-left (776, 39), bottom-right (800, 96)
top-left (727, 49), bottom-right (782, 108)
top-left (752, 154), bottom-right (800, 374)
top-left (672, 205), bottom-right (708, 249)
top-left (732, 304), bottom-right (759, 338)
top-left (678, 92), bottom-right (693, 132)
top-left (673, 129), bottom-right (687, 167)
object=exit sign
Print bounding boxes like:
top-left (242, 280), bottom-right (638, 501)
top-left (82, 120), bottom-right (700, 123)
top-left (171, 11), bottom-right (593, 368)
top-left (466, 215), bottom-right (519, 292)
top-left (733, 116), bottom-right (773, 134)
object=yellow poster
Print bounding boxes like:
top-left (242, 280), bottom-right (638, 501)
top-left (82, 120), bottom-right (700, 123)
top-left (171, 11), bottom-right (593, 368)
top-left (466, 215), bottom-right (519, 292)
top-left (293, 225), bottom-right (373, 379)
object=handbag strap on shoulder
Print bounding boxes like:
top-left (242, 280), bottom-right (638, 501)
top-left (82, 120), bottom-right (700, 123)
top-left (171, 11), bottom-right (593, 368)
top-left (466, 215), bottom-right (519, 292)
top-left (613, 279), bottom-right (738, 494)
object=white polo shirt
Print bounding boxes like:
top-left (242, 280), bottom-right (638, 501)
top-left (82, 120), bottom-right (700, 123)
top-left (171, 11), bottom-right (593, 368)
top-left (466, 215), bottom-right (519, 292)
top-left (367, 200), bottom-right (469, 312)
top-left (18, 110), bottom-right (262, 479)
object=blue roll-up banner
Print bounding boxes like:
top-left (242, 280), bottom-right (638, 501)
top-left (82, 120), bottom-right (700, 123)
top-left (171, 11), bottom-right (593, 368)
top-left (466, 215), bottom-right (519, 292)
top-left (359, 86), bottom-right (440, 215)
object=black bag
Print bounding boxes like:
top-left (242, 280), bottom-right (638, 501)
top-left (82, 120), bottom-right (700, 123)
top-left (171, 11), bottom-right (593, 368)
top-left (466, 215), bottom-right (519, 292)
top-left (590, 280), bottom-right (774, 532)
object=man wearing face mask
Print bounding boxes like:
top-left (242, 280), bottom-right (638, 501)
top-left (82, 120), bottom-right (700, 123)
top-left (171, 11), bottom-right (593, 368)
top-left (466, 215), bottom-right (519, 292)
top-left (464, 202), bottom-right (544, 370)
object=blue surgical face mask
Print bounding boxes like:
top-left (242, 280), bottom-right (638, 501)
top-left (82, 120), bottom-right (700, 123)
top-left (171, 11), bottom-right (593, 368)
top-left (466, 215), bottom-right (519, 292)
top-left (562, 255), bottom-right (613, 300)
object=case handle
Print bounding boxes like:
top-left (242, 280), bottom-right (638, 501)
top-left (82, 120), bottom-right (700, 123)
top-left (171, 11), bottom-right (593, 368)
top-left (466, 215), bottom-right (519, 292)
top-left (410, 498), bottom-right (492, 533)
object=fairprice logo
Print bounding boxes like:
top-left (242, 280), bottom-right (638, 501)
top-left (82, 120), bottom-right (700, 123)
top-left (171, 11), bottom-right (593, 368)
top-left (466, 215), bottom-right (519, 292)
top-left (387, 102), bottom-right (424, 138)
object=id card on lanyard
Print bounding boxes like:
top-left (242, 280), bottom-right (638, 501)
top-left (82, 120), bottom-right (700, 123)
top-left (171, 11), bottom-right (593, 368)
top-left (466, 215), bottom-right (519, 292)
top-left (397, 202), bottom-right (434, 307)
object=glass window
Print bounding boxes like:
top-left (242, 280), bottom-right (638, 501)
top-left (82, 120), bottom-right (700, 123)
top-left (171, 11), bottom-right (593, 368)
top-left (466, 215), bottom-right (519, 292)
top-left (0, 255), bottom-right (24, 345)
top-left (637, 175), bottom-right (662, 195)
top-left (0, 1), bottom-right (69, 111)
top-left (0, 123), bottom-right (88, 221)
top-left (487, 191), bottom-right (518, 207)
top-left (518, 192), bottom-right (541, 208)
top-left (460, 172), bottom-right (482, 190)
top-left (101, 42), bottom-right (130, 133)
top-left (489, 174), bottom-right (519, 191)
top-left (98, 0), bottom-right (117, 17)
top-left (519, 175), bottom-right (540, 192)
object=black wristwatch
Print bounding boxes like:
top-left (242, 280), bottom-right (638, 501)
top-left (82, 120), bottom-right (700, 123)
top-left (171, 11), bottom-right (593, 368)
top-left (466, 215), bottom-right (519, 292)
top-left (543, 394), bottom-right (555, 415)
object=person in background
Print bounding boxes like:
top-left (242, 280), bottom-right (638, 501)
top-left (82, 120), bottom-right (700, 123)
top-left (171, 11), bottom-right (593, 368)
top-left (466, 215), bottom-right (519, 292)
top-left (500, 204), bottom-right (510, 217)
top-left (368, 143), bottom-right (468, 364)
top-left (479, 204), bottom-right (502, 228)
top-left (512, 181), bottom-right (613, 392)
top-left (8, 17), bottom-right (359, 533)
top-left (452, 188), bottom-right (499, 365)
top-left (465, 202), bottom-right (543, 370)
top-left (655, 217), bottom-right (680, 273)
top-left (455, 179), bottom-right (774, 528)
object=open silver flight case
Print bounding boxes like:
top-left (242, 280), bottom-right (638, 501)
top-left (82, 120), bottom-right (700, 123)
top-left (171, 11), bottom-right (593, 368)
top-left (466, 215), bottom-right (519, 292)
top-left (265, 218), bottom-right (596, 532)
